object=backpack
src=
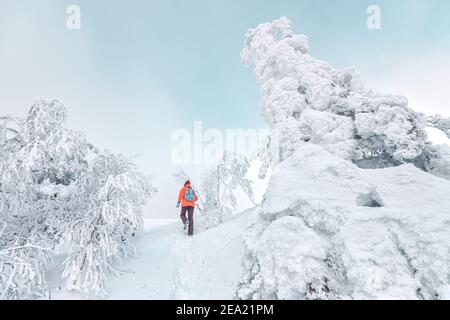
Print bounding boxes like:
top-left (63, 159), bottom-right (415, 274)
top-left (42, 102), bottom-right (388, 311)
top-left (185, 187), bottom-right (196, 202)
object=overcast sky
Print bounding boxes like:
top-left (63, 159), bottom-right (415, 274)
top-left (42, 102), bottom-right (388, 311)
top-left (1, 0), bottom-right (449, 177)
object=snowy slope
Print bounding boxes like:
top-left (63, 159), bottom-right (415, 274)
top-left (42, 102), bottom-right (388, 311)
top-left (46, 220), bottom-right (179, 300)
top-left (45, 214), bottom-right (251, 300)
top-left (171, 212), bottom-right (252, 300)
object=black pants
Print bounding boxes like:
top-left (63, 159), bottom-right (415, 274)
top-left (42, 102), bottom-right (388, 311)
top-left (180, 206), bottom-right (194, 236)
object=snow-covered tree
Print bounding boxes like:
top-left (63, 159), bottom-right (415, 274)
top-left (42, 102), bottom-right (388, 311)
top-left (62, 152), bottom-right (155, 296)
top-left (201, 152), bottom-right (254, 228)
top-left (241, 17), bottom-right (447, 177)
top-left (0, 100), bottom-right (155, 299)
top-left (0, 113), bottom-right (53, 299)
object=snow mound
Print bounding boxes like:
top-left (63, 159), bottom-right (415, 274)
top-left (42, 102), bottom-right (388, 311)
top-left (237, 143), bottom-right (450, 300)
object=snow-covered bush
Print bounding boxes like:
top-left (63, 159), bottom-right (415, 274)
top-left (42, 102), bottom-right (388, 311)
top-left (62, 152), bottom-right (155, 296)
top-left (201, 152), bottom-right (254, 228)
top-left (0, 100), bottom-right (155, 299)
top-left (0, 201), bottom-right (54, 299)
top-left (0, 239), bottom-right (52, 300)
top-left (0, 114), bottom-right (53, 299)
top-left (241, 17), bottom-right (447, 177)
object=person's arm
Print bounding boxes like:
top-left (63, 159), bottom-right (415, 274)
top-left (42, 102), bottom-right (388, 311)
top-left (177, 188), bottom-right (184, 205)
top-left (194, 193), bottom-right (198, 202)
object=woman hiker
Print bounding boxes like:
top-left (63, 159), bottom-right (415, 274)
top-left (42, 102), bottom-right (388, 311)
top-left (177, 180), bottom-right (198, 236)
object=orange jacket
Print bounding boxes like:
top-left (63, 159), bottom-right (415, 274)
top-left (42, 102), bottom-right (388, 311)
top-left (178, 184), bottom-right (198, 208)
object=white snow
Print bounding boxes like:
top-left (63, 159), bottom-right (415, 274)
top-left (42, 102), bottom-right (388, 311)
top-left (237, 143), bottom-right (450, 300)
top-left (427, 127), bottom-right (450, 146)
top-left (45, 215), bottom-right (249, 300)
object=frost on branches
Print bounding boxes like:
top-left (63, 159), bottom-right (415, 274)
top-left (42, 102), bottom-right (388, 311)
top-left (241, 17), bottom-right (449, 179)
top-left (201, 152), bottom-right (254, 228)
top-left (172, 156), bottom-right (254, 228)
top-left (0, 100), bottom-right (155, 299)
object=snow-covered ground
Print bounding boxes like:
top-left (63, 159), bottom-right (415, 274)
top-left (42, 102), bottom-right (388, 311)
top-left (45, 214), bottom-right (250, 300)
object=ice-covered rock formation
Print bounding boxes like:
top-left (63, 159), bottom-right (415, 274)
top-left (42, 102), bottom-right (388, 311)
top-left (243, 17), bottom-right (450, 179)
top-left (237, 143), bottom-right (450, 300)
top-left (237, 17), bottom-right (450, 300)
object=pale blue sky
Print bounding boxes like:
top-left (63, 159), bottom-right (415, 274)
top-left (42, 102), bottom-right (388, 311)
top-left (1, 0), bottom-right (449, 175)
